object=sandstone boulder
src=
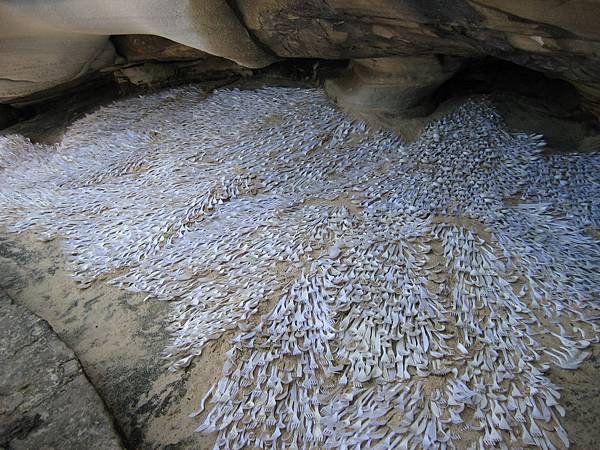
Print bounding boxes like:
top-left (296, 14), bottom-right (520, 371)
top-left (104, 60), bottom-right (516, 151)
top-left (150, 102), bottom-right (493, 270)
top-left (238, 0), bottom-right (600, 83)
top-left (238, 0), bottom-right (600, 116)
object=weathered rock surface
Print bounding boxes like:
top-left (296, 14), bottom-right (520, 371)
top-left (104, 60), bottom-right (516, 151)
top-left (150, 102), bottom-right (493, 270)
top-left (240, 0), bottom-right (600, 117)
top-left (112, 34), bottom-right (210, 63)
top-left (2, 0), bottom-right (600, 112)
top-left (325, 55), bottom-right (461, 117)
top-left (0, 294), bottom-right (123, 450)
top-left (1, 0), bottom-right (600, 117)
top-left (0, 228), bottom-right (224, 449)
top-left (0, 0), bottom-right (274, 100)
top-left (238, 1), bottom-right (600, 83)
top-left (111, 35), bottom-right (251, 88)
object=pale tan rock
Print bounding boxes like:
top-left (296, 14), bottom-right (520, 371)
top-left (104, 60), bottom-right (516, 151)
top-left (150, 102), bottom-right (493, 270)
top-left (0, 15), bottom-right (115, 102)
top-left (0, 0), bottom-right (274, 100)
top-left (325, 56), bottom-right (461, 117)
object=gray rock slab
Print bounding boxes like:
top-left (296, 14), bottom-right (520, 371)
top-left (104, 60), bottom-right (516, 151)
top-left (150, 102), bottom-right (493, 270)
top-left (0, 294), bottom-right (123, 450)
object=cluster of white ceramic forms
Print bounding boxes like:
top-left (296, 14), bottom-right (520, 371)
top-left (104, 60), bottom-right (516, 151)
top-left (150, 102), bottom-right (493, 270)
top-left (1, 86), bottom-right (599, 449)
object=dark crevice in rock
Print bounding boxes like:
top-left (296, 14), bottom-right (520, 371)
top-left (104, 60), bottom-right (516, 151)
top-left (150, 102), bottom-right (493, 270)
top-left (74, 356), bottom-right (132, 449)
top-left (6, 72), bottom-right (117, 109)
top-left (1, 76), bottom-right (121, 144)
top-left (434, 58), bottom-right (580, 108)
top-left (255, 58), bottom-right (350, 84)
top-left (432, 58), bottom-right (600, 152)
top-left (0, 104), bottom-right (36, 131)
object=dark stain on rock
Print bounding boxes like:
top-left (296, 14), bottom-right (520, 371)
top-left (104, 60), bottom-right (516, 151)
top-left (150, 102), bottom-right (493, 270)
top-left (0, 236), bottom-right (35, 265)
top-left (0, 414), bottom-right (43, 446)
top-left (97, 364), bottom-right (163, 449)
top-left (408, 0), bottom-right (483, 25)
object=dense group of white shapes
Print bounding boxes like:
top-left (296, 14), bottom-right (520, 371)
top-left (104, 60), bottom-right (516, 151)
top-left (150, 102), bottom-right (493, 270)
top-left (1, 86), bottom-right (599, 449)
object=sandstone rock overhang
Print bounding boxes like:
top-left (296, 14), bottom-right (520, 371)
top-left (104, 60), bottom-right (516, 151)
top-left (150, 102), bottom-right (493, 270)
top-left (1, 1), bottom-right (599, 117)
top-left (0, 0), bottom-right (275, 100)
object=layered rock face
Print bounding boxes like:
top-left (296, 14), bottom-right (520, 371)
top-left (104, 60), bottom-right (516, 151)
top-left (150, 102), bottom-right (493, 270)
top-left (1, 0), bottom-right (600, 116)
top-left (238, 1), bottom-right (600, 82)
top-left (238, 0), bottom-right (600, 117)
top-left (0, 0), bottom-right (274, 100)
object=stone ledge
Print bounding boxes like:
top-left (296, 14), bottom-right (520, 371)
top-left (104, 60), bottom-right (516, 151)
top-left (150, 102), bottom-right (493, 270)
top-left (0, 294), bottom-right (123, 450)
